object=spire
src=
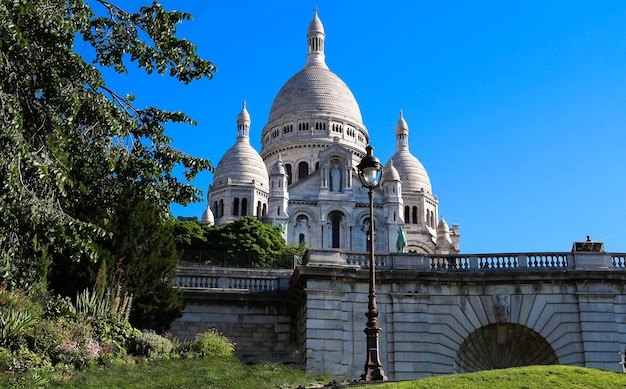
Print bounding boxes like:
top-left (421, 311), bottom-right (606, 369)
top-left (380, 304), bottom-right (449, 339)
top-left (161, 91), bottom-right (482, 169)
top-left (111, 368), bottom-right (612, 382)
top-left (395, 109), bottom-right (409, 151)
top-left (306, 7), bottom-right (327, 68)
top-left (437, 214), bottom-right (452, 248)
top-left (237, 101), bottom-right (251, 139)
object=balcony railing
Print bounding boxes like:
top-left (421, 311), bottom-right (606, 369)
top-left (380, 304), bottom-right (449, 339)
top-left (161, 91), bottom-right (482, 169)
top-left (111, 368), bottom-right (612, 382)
top-left (173, 266), bottom-right (293, 292)
top-left (174, 251), bottom-right (626, 293)
top-left (312, 250), bottom-right (625, 272)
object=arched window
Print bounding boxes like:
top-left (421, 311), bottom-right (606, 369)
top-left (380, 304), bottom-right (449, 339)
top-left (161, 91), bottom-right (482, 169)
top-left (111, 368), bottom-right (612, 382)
top-left (262, 203), bottom-right (267, 217)
top-left (298, 161), bottom-right (308, 180)
top-left (296, 215), bottom-right (308, 227)
top-left (285, 164), bottom-right (292, 185)
top-left (412, 206), bottom-right (418, 224)
top-left (213, 201), bottom-right (218, 217)
top-left (218, 199), bottom-right (224, 218)
top-left (232, 198), bottom-right (239, 216)
top-left (404, 206), bottom-right (410, 224)
top-left (241, 198), bottom-right (248, 216)
top-left (257, 201), bottom-right (262, 217)
top-left (329, 211), bottom-right (343, 249)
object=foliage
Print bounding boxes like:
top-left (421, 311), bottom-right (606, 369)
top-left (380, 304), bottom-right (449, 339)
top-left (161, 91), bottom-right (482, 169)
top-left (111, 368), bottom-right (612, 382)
top-left (127, 331), bottom-right (173, 359)
top-left (0, 0), bottom-right (214, 289)
top-left (182, 329), bottom-right (235, 358)
top-left (104, 198), bottom-right (184, 332)
top-left (0, 288), bottom-right (43, 350)
top-left (175, 217), bottom-right (305, 268)
top-left (73, 285), bottom-right (132, 323)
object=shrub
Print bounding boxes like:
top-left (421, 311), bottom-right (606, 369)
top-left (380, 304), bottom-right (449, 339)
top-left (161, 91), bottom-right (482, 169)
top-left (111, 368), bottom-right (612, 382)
top-left (128, 331), bottom-right (173, 359)
top-left (0, 288), bottom-right (43, 350)
top-left (185, 329), bottom-right (235, 358)
top-left (28, 319), bottom-right (64, 356)
top-left (44, 295), bottom-right (76, 319)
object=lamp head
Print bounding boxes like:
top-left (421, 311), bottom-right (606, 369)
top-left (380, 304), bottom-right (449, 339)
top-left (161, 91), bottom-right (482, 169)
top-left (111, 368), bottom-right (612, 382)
top-left (357, 145), bottom-right (383, 189)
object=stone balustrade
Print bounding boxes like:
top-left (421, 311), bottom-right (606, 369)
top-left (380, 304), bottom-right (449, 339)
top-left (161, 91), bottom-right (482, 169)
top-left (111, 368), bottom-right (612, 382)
top-left (315, 250), bottom-right (624, 272)
top-left (174, 252), bottom-right (626, 293)
top-left (173, 266), bottom-right (292, 292)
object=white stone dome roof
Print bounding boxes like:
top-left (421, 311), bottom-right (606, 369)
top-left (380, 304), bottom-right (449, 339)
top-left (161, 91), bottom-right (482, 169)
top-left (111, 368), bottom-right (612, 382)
top-left (270, 155), bottom-right (286, 175)
top-left (267, 65), bottom-right (363, 125)
top-left (382, 158), bottom-right (400, 182)
top-left (264, 10), bottom-right (365, 136)
top-left (212, 103), bottom-right (269, 189)
top-left (212, 140), bottom-right (269, 188)
top-left (385, 110), bottom-right (432, 194)
top-left (201, 205), bottom-right (215, 225)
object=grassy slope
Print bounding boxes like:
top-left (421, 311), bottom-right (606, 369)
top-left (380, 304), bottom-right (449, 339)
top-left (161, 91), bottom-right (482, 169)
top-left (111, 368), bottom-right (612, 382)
top-left (46, 357), bottom-right (327, 389)
top-left (353, 365), bottom-right (626, 389)
top-left (7, 361), bottom-right (624, 389)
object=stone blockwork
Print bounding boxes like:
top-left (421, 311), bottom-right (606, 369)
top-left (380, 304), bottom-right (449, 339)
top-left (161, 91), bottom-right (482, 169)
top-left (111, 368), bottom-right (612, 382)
top-left (170, 288), bottom-right (299, 363)
top-left (290, 250), bottom-right (626, 380)
top-left (171, 250), bottom-right (626, 381)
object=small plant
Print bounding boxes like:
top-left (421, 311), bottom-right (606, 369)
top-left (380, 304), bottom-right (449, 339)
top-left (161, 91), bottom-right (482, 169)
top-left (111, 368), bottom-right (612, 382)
top-left (128, 331), bottom-right (173, 359)
top-left (185, 329), bottom-right (235, 358)
top-left (0, 288), bottom-right (42, 350)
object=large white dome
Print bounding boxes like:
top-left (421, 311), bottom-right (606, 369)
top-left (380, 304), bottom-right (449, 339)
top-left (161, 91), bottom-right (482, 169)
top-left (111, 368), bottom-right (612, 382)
top-left (267, 64), bottom-right (363, 125)
top-left (260, 10), bottom-right (368, 161)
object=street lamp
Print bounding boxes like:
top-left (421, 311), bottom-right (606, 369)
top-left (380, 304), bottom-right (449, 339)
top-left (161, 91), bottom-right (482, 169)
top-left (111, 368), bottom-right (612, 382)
top-left (356, 145), bottom-right (387, 381)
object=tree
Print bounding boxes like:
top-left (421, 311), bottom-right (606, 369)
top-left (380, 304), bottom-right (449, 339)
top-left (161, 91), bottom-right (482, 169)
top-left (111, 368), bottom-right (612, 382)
top-left (0, 0), bottom-right (214, 289)
top-left (175, 217), bottom-right (305, 268)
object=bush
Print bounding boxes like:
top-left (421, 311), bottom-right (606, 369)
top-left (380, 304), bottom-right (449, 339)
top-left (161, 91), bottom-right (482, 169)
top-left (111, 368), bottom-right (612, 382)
top-left (28, 319), bottom-right (64, 356)
top-left (128, 331), bottom-right (173, 359)
top-left (0, 288), bottom-right (44, 351)
top-left (185, 329), bottom-right (235, 358)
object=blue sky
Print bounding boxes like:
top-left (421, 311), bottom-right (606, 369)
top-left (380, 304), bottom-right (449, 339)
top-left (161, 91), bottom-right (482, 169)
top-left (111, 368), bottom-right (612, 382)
top-left (100, 1), bottom-right (626, 254)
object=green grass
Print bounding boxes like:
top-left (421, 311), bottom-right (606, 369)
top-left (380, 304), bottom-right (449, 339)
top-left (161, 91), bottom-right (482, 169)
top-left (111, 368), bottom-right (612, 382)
top-left (4, 361), bottom-right (626, 388)
top-left (352, 365), bottom-right (626, 389)
top-left (42, 357), bottom-right (327, 389)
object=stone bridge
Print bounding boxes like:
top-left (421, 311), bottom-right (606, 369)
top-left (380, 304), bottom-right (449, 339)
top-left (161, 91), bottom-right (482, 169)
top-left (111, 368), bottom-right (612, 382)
top-left (170, 245), bottom-right (626, 381)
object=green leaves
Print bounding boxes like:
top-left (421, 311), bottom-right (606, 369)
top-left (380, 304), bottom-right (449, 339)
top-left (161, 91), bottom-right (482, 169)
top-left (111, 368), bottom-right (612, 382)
top-left (0, 0), bottom-right (214, 290)
top-left (84, 1), bottom-right (216, 83)
top-left (174, 217), bottom-right (301, 269)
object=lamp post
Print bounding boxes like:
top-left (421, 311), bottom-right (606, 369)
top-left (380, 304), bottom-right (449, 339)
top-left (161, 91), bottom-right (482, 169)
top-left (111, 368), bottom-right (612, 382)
top-left (356, 145), bottom-right (387, 381)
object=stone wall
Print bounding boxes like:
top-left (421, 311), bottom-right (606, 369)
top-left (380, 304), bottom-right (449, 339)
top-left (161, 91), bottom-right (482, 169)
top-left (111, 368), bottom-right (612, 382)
top-left (170, 290), bottom-right (299, 364)
top-left (171, 250), bottom-right (626, 381)
top-left (291, 250), bottom-right (626, 380)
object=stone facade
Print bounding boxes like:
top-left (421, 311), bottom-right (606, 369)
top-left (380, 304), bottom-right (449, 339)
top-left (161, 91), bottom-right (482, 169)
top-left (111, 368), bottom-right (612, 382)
top-left (170, 267), bottom-right (299, 363)
top-left (203, 11), bottom-right (459, 255)
top-left (171, 250), bottom-right (626, 381)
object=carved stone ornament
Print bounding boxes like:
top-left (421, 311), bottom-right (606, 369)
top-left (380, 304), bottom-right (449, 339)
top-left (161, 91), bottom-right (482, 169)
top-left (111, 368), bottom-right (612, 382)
top-left (494, 294), bottom-right (510, 323)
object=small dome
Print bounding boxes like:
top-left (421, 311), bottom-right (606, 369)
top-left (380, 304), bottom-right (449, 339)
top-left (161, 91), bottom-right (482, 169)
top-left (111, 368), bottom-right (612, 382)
top-left (237, 101), bottom-right (251, 126)
top-left (391, 151), bottom-right (432, 194)
top-left (270, 155), bottom-right (286, 175)
top-left (201, 205), bottom-right (215, 225)
top-left (436, 215), bottom-right (452, 247)
top-left (437, 215), bottom-right (450, 234)
top-left (386, 110), bottom-right (432, 193)
top-left (212, 104), bottom-right (269, 189)
top-left (308, 9), bottom-right (324, 36)
top-left (396, 110), bottom-right (409, 135)
top-left (382, 159), bottom-right (400, 182)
